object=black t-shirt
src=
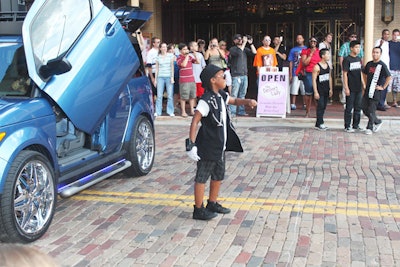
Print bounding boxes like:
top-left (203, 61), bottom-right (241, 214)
top-left (362, 60), bottom-right (391, 100)
top-left (343, 55), bottom-right (362, 92)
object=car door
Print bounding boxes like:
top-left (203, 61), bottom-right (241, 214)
top-left (22, 0), bottom-right (137, 134)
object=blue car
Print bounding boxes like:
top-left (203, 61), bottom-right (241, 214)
top-left (0, 0), bottom-right (154, 243)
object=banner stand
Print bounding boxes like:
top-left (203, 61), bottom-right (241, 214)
top-left (256, 67), bottom-right (290, 118)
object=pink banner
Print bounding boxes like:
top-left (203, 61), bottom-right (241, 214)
top-left (256, 68), bottom-right (289, 118)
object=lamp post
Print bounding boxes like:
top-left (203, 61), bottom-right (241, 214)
top-left (381, 0), bottom-right (394, 24)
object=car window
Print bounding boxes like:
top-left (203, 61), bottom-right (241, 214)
top-left (30, 0), bottom-right (91, 65)
top-left (0, 43), bottom-right (31, 97)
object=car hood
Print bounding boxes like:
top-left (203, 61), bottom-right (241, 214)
top-left (22, 0), bottom-right (151, 134)
top-left (0, 98), bottom-right (53, 126)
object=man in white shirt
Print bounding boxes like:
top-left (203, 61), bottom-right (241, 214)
top-left (146, 37), bottom-right (161, 96)
top-left (375, 29), bottom-right (391, 110)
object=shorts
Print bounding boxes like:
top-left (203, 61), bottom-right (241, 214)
top-left (303, 72), bottom-right (314, 96)
top-left (290, 76), bottom-right (305, 95)
top-left (224, 69), bottom-right (232, 87)
top-left (196, 82), bottom-right (205, 97)
top-left (388, 70), bottom-right (400, 93)
top-left (195, 156), bottom-right (225, 184)
top-left (179, 82), bottom-right (196, 100)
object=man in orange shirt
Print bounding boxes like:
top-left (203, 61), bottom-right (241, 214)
top-left (253, 35), bottom-right (278, 76)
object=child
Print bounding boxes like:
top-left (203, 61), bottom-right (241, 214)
top-left (312, 48), bottom-right (332, 130)
top-left (176, 42), bottom-right (199, 117)
top-left (186, 64), bottom-right (257, 220)
top-left (362, 47), bottom-right (392, 135)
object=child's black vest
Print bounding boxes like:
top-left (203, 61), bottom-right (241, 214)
top-left (196, 90), bottom-right (243, 160)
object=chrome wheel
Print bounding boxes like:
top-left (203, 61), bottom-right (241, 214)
top-left (0, 151), bottom-right (56, 243)
top-left (126, 115), bottom-right (155, 176)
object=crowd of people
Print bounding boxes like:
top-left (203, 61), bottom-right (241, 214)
top-left (144, 28), bottom-right (400, 134)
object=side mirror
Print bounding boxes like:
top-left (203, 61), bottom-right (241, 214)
top-left (39, 56), bottom-right (72, 80)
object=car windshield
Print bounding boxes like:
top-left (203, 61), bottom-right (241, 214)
top-left (0, 42), bottom-right (31, 97)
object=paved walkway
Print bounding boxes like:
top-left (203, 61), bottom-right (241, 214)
top-left (30, 113), bottom-right (400, 267)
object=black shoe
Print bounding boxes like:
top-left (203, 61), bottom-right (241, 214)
top-left (206, 200), bottom-right (231, 214)
top-left (377, 106), bottom-right (386, 111)
top-left (193, 205), bottom-right (217, 220)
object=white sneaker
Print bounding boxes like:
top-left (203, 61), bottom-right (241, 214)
top-left (344, 128), bottom-right (355, 133)
top-left (316, 124), bottom-right (328, 131)
top-left (365, 129), bottom-right (373, 135)
top-left (169, 113), bottom-right (175, 117)
top-left (373, 121), bottom-right (383, 133)
top-left (154, 112), bottom-right (158, 117)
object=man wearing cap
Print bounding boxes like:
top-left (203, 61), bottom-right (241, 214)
top-left (228, 34), bottom-right (257, 116)
top-left (186, 64), bottom-right (257, 220)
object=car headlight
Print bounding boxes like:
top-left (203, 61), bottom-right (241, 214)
top-left (0, 132), bottom-right (5, 142)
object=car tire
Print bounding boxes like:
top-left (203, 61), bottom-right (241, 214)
top-left (125, 115), bottom-right (155, 176)
top-left (0, 150), bottom-right (56, 243)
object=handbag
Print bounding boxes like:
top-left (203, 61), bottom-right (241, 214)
top-left (295, 59), bottom-right (306, 80)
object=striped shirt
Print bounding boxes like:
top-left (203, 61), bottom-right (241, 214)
top-left (177, 54), bottom-right (196, 83)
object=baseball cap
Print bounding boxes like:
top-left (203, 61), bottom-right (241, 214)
top-left (233, 34), bottom-right (242, 41)
top-left (200, 64), bottom-right (224, 90)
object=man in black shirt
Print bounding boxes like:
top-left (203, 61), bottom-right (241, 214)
top-left (228, 34), bottom-right (257, 116)
top-left (342, 40), bottom-right (365, 132)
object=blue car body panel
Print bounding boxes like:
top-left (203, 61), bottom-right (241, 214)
top-left (0, 0), bottom-right (154, 194)
top-left (23, 0), bottom-right (137, 134)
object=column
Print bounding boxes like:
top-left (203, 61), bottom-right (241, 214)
top-left (364, 0), bottom-right (374, 63)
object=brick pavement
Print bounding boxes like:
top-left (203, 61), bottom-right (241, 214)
top-left (29, 115), bottom-right (400, 267)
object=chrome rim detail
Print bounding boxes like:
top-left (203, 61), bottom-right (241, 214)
top-left (135, 120), bottom-right (154, 171)
top-left (14, 160), bottom-right (55, 236)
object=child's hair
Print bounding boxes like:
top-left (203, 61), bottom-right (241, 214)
top-left (178, 42), bottom-right (188, 50)
top-left (350, 40), bottom-right (360, 48)
top-left (0, 244), bottom-right (58, 267)
top-left (319, 48), bottom-right (329, 58)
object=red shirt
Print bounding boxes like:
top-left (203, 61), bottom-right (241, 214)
top-left (301, 48), bottom-right (320, 73)
top-left (177, 54), bottom-right (196, 83)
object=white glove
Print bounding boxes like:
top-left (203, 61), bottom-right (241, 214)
top-left (187, 146), bottom-right (201, 161)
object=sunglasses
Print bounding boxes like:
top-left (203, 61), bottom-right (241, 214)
top-left (214, 74), bottom-right (226, 79)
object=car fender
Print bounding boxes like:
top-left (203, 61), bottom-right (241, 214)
top-left (123, 79), bottom-right (154, 143)
top-left (0, 119), bottom-right (57, 193)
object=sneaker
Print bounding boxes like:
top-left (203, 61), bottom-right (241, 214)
top-left (365, 129), bottom-right (373, 135)
top-left (373, 121), bottom-right (383, 133)
top-left (344, 127), bottom-right (355, 133)
top-left (193, 205), bottom-right (217, 220)
top-left (154, 112), bottom-right (159, 117)
top-left (302, 104), bottom-right (306, 110)
top-left (316, 124), bottom-right (328, 131)
top-left (206, 200), bottom-right (231, 214)
top-left (353, 126), bottom-right (366, 132)
top-left (168, 113), bottom-right (175, 117)
top-left (291, 104), bottom-right (296, 110)
top-left (392, 103), bottom-right (398, 108)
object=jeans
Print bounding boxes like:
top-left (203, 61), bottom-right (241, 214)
top-left (315, 88), bottom-right (329, 127)
top-left (344, 90), bottom-right (362, 129)
top-left (230, 75), bottom-right (248, 115)
top-left (362, 96), bottom-right (381, 130)
top-left (156, 77), bottom-right (174, 115)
